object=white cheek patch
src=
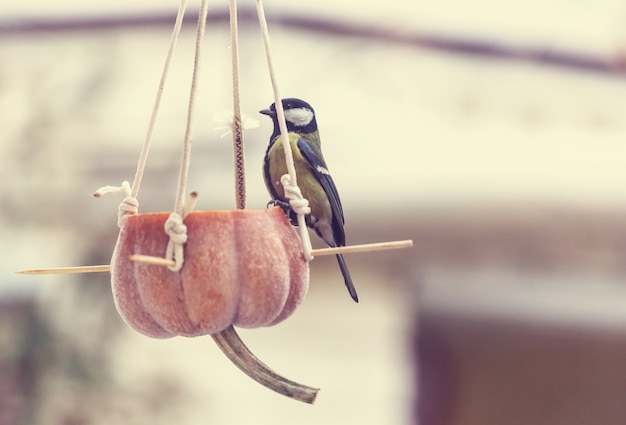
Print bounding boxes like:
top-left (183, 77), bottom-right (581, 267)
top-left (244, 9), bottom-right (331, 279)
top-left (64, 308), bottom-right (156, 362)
top-left (284, 107), bottom-right (314, 127)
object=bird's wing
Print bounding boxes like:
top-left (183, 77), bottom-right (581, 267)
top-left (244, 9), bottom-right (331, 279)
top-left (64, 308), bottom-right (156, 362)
top-left (297, 137), bottom-right (346, 246)
top-left (263, 143), bottom-right (281, 201)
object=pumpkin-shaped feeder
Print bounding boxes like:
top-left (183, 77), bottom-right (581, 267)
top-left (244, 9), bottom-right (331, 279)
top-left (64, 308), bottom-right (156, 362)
top-left (104, 0), bottom-right (320, 403)
top-left (111, 207), bottom-right (309, 339)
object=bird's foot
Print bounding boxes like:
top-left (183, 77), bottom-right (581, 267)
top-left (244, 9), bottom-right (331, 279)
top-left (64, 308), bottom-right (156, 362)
top-left (267, 199), bottom-right (298, 226)
top-left (267, 199), bottom-right (290, 210)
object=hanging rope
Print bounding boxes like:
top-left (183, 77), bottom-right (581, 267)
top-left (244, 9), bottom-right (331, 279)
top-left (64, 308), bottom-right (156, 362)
top-left (95, 0), bottom-right (312, 265)
top-left (230, 0), bottom-right (246, 210)
top-left (229, 0), bottom-right (246, 209)
top-left (130, 0), bottom-right (188, 200)
top-left (165, 0), bottom-right (210, 272)
top-left (255, 0), bottom-right (313, 261)
top-left (93, 0), bottom-right (188, 226)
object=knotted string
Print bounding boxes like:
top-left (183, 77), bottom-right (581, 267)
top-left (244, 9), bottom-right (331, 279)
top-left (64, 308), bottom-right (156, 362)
top-left (164, 0), bottom-right (210, 271)
top-left (256, 0), bottom-right (314, 261)
top-left (280, 174), bottom-right (311, 216)
top-left (92, 181), bottom-right (138, 228)
top-left (97, 0), bottom-right (314, 266)
top-left (93, 0), bottom-right (187, 229)
top-left (164, 212), bottom-right (187, 272)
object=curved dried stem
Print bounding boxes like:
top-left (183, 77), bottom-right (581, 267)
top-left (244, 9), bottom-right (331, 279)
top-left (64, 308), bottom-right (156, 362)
top-left (211, 325), bottom-right (319, 404)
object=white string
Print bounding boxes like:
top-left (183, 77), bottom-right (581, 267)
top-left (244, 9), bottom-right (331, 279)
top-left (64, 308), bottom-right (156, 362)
top-left (163, 192), bottom-right (198, 271)
top-left (130, 0), bottom-right (188, 199)
top-left (164, 212), bottom-right (188, 272)
top-left (92, 181), bottom-right (138, 228)
top-left (93, 1), bottom-right (187, 227)
top-left (280, 174), bottom-right (310, 217)
top-left (165, 0), bottom-right (210, 271)
top-left (255, 0), bottom-right (314, 261)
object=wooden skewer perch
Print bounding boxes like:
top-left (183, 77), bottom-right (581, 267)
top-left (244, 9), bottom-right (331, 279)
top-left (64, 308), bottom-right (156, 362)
top-left (16, 265), bottom-right (113, 275)
top-left (314, 240), bottom-right (413, 256)
top-left (16, 239), bottom-right (413, 275)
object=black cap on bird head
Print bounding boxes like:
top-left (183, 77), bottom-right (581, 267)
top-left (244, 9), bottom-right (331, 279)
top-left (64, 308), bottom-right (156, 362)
top-left (260, 97), bottom-right (318, 135)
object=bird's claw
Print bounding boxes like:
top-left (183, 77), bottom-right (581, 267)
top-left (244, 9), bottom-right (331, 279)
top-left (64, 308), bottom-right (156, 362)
top-left (267, 199), bottom-right (298, 226)
top-left (267, 199), bottom-right (290, 210)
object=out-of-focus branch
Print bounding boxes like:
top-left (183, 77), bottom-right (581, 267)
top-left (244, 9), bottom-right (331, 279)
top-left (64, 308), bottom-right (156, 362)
top-left (1, 7), bottom-right (625, 77)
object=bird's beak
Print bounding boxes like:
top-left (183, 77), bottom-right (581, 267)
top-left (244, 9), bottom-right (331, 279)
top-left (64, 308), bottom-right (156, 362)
top-left (259, 108), bottom-right (274, 116)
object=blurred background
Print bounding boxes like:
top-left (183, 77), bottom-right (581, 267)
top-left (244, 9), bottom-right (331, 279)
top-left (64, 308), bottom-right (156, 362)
top-left (3, 1), bottom-right (626, 424)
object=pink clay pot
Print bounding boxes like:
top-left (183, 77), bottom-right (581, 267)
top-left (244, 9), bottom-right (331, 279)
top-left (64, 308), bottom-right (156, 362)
top-left (110, 207), bottom-right (309, 338)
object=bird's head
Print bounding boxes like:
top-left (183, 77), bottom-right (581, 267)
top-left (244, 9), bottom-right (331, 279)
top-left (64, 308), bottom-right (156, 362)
top-left (260, 98), bottom-right (317, 134)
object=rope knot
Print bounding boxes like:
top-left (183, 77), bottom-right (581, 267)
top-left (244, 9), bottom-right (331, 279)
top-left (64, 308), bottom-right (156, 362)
top-left (92, 181), bottom-right (139, 228)
top-left (280, 174), bottom-right (313, 261)
top-left (164, 212), bottom-right (188, 272)
top-left (280, 174), bottom-right (311, 216)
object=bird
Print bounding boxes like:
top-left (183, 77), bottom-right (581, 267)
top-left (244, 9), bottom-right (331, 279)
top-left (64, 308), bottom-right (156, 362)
top-left (260, 98), bottom-right (359, 303)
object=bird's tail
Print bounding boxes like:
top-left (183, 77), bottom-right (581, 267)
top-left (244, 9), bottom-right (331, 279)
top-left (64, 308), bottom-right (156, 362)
top-left (336, 253), bottom-right (359, 303)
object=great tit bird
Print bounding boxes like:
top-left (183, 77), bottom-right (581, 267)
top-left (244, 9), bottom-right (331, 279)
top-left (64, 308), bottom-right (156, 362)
top-left (260, 98), bottom-right (358, 303)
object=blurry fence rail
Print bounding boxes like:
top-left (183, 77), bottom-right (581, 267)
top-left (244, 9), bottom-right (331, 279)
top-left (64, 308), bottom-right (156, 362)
top-left (2, 7), bottom-right (626, 79)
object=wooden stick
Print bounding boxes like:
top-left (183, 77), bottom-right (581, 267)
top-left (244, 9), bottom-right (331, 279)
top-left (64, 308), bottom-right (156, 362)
top-left (16, 265), bottom-right (112, 275)
top-left (313, 239), bottom-right (413, 256)
top-left (16, 239), bottom-right (413, 275)
top-left (131, 240), bottom-right (413, 263)
top-left (130, 255), bottom-right (176, 267)
top-left (129, 240), bottom-right (413, 265)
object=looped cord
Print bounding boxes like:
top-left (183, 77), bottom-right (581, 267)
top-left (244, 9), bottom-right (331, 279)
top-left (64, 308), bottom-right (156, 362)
top-left (256, 0), bottom-right (314, 261)
top-left (280, 174), bottom-right (313, 260)
top-left (162, 0), bottom-right (209, 273)
top-left (164, 212), bottom-right (188, 272)
top-left (92, 181), bottom-right (139, 228)
top-left (280, 174), bottom-right (310, 216)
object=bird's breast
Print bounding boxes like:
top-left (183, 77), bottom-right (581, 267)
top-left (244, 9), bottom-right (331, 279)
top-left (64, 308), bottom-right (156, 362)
top-left (266, 133), bottom-right (330, 220)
